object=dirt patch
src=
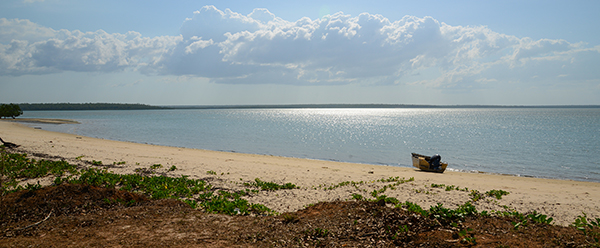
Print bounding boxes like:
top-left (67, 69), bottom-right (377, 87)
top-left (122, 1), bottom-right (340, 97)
top-left (1, 184), bottom-right (597, 247)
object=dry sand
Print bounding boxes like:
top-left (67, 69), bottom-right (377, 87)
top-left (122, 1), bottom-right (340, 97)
top-left (1, 120), bottom-right (599, 226)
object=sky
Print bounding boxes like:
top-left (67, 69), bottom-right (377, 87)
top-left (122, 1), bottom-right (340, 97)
top-left (1, 0), bottom-right (599, 106)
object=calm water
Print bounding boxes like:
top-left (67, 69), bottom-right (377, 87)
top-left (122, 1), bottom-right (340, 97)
top-left (19, 108), bottom-right (600, 182)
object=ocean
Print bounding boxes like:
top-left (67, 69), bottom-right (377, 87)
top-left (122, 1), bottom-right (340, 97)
top-left (18, 108), bottom-right (600, 182)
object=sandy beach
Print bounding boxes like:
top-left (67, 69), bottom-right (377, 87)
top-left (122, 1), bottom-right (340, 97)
top-left (1, 120), bottom-right (599, 226)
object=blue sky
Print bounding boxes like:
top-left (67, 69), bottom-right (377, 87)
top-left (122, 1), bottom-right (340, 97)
top-left (1, 0), bottom-right (599, 105)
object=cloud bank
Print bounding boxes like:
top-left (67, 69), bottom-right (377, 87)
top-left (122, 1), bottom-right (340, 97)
top-left (1, 6), bottom-right (599, 89)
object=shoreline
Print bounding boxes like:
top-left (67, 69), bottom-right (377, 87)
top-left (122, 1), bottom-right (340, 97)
top-left (10, 118), bottom-right (584, 183)
top-left (3, 118), bottom-right (80, 124)
top-left (1, 120), bottom-right (599, 226)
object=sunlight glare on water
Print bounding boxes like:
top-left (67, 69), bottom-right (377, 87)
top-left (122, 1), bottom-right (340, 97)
top-left (20, 108), bottom-right (600, 182)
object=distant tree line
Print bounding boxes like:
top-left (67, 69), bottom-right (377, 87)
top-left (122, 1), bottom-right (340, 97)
top-left (0, 104), bottom-right (23, 119)
top-left (13, 103), bottom-right (600, 112)
top-left (18, 103), bottom-right (170, 111)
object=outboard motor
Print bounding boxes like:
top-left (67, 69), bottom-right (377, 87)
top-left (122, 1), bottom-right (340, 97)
top-left (430, 154), bottom-right (441, 170)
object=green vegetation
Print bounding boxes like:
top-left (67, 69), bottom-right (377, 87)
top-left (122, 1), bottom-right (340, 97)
top-left (466, 189), bottom-right (509, 202)
top-left (430, 183), bottom-right (469, 192)
top-left (0, 148), bottom-right (278, 215)
top-left (469, 190), bottom-right (485, 201)
top-left (306, 228), bottom-right (329, 238)
top-left (458, 228), bottom-right (477, 245)
top-left (0, 103), bottom-right (23, 119)
top-left (0, 151), bottom-right (77, 194)
top-left (506, 210), bottom-right (554, 230)
top-left (391, 200), bottom-right (480, 225)
top-left (427, 202), bottom-right (478, 224)
top-left (321, 176), bottom-right (414, 192)
top-left (53, 168), bottom-right (208, 200)
top-left (5, 146), bottom-right (600, 242)
top-left (485, 189), bottom-right (510, 199)
top-left (572, 212), bottom-right (600, 242)
top-left (402, 201), bottom-right (428, 217)
top-left (281, 213), bottom-right (299, 224)
top-left (351, 184), bottom-right (554, 235)
top-left (244, 178), bottom-right (298, 191)
top-left (351, 193), bottom-right (364, 201)
top-left (394, 196), bottom-right (558, 238)
top-left (150, 164), bottom-right (163, 170)
top-left (197, 190), bottom-right (270, 215)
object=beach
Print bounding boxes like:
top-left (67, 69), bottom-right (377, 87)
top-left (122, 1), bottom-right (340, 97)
top-left (1, 120), bottom-right (599, 226)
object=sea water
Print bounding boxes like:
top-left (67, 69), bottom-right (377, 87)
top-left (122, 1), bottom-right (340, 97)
top-left (18, 108), bottom-right (600, 182)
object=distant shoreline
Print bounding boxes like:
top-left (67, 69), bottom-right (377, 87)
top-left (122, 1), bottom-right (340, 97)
top-left (16, 103), bottom-right (167, 111)
top-left (10, 102), bottom-right (600, 111)
top-left (164, 104), bottom-right (600, 109)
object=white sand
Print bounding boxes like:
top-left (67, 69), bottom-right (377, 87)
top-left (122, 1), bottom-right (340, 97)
top-left (1, 120), bottom-right (599, 226)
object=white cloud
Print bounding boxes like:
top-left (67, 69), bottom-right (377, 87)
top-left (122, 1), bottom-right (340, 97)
top-left (1, 6), bottom-right (599, 90)
top-left (0, 18), bottom-right (56, 43)
top-left (0, 23), bottom-right (181, 75)
top-left (180, 6), bottom-right (261, 42)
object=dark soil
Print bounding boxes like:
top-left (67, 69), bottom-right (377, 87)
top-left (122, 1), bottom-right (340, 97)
top-left (0, 184), bottom-right (597, 247)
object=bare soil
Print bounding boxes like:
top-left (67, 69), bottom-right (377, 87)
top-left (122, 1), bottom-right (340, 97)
top-left (1, 184), bottom-right (598, 247)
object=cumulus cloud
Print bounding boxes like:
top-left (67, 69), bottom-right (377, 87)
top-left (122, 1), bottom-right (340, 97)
top-left (0, 19), bottom-right (180, 75)
top-left (1, 6), bottom-right (599, 89)
top-left (0, 18), bottom-right (56, 43)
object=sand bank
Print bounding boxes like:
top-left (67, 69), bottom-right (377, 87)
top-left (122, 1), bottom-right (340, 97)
top-left (4, 118), bottom-right (80, 124)
top-left (1, 120), bottom-right (598, 226)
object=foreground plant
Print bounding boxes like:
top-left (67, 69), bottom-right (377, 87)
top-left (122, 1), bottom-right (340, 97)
top-left (1, 148), bottom-right (275, 215)
top-left (54, 168), bottom-right (277, 215)
top-left (1, 150), bottom-right (78, 194)
top-left (244, 178), bottom-right (298, 191)
top-left (573, 212), bottom-right (600, 242)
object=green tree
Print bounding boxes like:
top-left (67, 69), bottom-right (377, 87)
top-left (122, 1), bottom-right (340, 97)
top-left (0, 103), bottom-right (23, 119)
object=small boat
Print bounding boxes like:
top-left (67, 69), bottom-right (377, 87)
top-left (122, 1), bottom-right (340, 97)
top-left (411, 153), bottom-right (448, 173)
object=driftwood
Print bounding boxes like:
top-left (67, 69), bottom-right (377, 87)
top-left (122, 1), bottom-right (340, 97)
top-left (0, 137), bottom-right (20, 148)
top-left (15, 210), bottom-right (53, 231)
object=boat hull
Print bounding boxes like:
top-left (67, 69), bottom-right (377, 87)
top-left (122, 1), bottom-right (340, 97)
top-left (411, 153), bottom-right (447, 173)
